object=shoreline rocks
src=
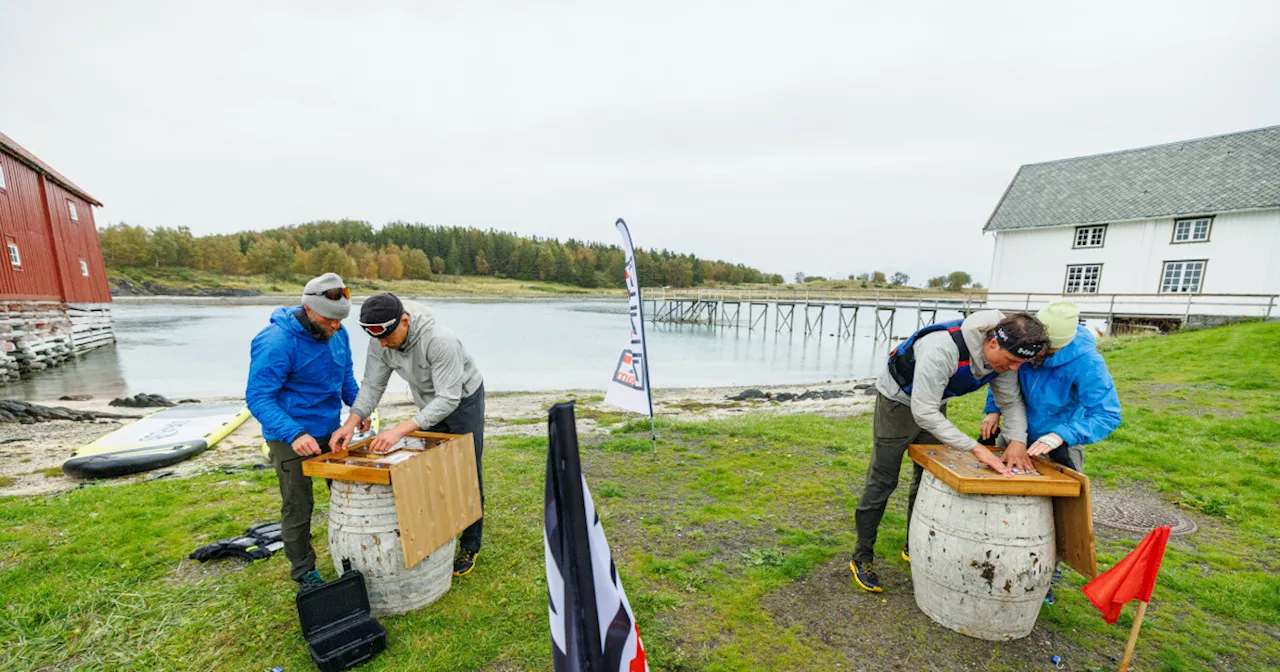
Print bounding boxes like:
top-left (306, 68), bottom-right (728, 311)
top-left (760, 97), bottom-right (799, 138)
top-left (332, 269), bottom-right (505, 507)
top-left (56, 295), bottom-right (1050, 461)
top-left (109, 393), bottom-right (175, 408)
top-left (728, 385), bottom-right (875, 402)
top-left (0, 400), bottom-right (138, 424)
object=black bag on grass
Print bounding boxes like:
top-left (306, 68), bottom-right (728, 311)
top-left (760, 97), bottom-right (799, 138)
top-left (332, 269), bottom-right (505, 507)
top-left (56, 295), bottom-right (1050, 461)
top-left (188, 521), bottom-right (285, 563)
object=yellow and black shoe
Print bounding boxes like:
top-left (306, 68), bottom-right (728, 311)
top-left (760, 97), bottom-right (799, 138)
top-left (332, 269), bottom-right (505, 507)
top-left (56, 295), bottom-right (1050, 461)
top-left (901, 543), bottom-right (910, 563)
top-left (849, 560), bottom-right (883, 593)
top-left (453, 547), bottom-right (479, 576)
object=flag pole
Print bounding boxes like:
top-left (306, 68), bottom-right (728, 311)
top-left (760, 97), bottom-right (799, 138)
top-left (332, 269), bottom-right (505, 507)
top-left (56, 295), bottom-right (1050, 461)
top-left (1117, 600), bottom-right (1149, 672)
top-left (625, 220), bottom-right (657, 461)
top-left (648, 414), bottom-right (657, 461)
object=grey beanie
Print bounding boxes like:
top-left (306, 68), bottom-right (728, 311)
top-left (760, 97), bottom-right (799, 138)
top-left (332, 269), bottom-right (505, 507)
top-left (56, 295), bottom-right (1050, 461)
top-left (302, 273), bottom-right (351, 320)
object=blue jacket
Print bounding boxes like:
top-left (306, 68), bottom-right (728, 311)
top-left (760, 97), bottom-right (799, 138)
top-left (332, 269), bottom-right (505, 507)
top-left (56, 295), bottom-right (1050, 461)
top-left (246, 306), bottom-right (359, 443)
top-left (984, 325), bottom-right (1121, 446)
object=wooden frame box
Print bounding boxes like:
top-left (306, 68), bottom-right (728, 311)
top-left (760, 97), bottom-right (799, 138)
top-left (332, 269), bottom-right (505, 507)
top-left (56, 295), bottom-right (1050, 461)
top-left (908, 444), bottom-right (1080, 497)
top-left (303, 431), bottom-right (482, 569)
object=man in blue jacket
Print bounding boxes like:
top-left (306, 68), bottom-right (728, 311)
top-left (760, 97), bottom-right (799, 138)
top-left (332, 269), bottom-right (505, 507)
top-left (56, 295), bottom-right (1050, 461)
top-left (981, 300), bottom-right (1121, 603)
top-left (246, 273), bottom-right (362, 586)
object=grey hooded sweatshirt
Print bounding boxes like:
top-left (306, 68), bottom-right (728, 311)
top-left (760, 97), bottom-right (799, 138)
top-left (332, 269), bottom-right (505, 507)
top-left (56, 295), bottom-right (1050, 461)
top-left (351, 300), bottom-right (484, 430)
top-left (874, 309), bottom-right (1028, 451)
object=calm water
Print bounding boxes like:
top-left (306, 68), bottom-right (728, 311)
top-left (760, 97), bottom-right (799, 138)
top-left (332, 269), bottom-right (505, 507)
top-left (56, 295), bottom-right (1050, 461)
top-left (13, 300), bottom-right (964, 401)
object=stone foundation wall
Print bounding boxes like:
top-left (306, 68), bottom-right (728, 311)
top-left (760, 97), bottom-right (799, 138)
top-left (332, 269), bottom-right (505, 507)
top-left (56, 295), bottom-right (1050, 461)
top-left (0, 301), bottom-right (114, 383)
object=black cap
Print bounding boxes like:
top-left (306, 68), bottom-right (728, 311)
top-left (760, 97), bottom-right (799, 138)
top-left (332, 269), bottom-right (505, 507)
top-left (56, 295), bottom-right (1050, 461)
top-left (360, 293), bottom-right (403, 325)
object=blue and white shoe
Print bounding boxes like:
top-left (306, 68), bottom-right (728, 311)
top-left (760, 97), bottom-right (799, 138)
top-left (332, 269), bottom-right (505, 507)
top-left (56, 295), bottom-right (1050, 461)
top-left (297, 568), bottom-right (325, 587)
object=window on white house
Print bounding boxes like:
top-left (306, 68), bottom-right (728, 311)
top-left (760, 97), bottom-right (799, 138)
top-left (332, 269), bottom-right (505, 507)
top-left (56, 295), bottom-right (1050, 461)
top-left (1172, 217), bottom-right (1211, 243)
top-left (1064, 264), bottom-right (1102, 294)
top-left (1160, 260), bottom-right (1206, 293)
top-left (7, 241), bottom-right (20, 268)
top-left (80, 259), bottom-right (89, 276)
top-left (68, 200), bottom-right (79, 222)
top-left (1074, 224), bottom-right (1106, 248)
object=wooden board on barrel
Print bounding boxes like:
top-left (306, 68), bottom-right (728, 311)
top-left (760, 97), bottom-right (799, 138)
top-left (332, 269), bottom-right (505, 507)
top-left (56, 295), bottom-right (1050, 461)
top-left (303, 431), bottom-right (483, 569)
top-left (908, 443), bottom-right (1096, 580)
top-left (907, 443), bottom-right (1098, 640)
top-left (908, 444), bottom-right (1080, 497)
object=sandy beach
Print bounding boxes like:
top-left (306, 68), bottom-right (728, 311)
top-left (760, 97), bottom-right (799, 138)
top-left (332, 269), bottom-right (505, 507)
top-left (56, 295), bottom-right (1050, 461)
top-left (0, 379), bottom-right (875, 497)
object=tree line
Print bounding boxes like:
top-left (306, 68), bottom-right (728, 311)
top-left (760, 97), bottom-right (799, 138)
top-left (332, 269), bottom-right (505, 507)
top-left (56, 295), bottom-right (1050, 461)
top-left (97, 220), bottom-right (785, 289)
top-left (793, 270), bottom-right (981, 291)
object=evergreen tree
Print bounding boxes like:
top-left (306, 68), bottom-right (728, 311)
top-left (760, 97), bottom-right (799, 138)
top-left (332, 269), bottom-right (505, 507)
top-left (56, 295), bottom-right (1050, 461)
top-left (474, 249), bottom-right (491, 276)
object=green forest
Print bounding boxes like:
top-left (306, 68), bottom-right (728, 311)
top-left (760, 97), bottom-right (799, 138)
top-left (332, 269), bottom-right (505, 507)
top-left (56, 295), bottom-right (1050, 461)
top-left (97, 220), bottom-right (784, 290)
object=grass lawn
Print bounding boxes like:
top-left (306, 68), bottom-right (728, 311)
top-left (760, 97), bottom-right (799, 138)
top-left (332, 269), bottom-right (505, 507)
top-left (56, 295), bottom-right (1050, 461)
top-left (2, 322), bottom-right (1277, 670)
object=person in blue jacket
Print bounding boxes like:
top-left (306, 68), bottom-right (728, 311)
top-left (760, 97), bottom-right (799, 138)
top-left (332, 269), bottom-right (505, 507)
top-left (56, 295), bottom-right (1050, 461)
top-left (980, 300), bottom-right (1121, 603)
top-left (246, 273), bottom-right (364, 586)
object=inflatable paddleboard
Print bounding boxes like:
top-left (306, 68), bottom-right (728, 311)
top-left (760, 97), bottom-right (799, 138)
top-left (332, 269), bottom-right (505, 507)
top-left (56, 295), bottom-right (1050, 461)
top-left (64, 402), bottom-right (251, 479)
top-left (258, 409), bottom-right (381, 459)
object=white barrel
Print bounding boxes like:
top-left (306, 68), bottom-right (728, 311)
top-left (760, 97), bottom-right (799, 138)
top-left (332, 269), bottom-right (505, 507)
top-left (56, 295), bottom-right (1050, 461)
top-left (908, 471), bottom-right (1055, 641)
top-left (328, 480), bottom-right (454, 617)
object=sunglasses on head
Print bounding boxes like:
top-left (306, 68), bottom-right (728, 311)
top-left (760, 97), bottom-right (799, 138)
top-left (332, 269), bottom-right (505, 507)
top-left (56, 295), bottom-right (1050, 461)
top-left (306, 287), bottom-right (350, 301)
top-left (359, 316), bottom-right (399, 338)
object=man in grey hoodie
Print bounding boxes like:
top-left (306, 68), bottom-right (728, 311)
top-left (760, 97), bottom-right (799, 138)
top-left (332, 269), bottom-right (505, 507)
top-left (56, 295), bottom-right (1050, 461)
top-left (850, 310), bottom-right (1049, 593)
top-left (331, 293), bottom-right (487, 576)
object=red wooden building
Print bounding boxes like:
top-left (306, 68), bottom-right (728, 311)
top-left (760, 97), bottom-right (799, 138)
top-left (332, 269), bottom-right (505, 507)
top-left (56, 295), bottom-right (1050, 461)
top-left (0, 130), bottom-right (114, 383)
top-left (0, 130), bottom-right (111, 302)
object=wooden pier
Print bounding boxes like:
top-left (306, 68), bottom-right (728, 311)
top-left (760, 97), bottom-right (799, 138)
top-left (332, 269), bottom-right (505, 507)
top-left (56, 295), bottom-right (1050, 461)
top-left (644, 288), bottom-right (1278, 338)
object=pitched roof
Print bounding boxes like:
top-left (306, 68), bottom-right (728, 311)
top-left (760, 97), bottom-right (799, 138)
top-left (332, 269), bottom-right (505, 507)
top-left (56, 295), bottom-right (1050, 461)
top-left (984, 125), bottom-right (1280, 231)
top-left (0, 131), bottom-right (102, 206)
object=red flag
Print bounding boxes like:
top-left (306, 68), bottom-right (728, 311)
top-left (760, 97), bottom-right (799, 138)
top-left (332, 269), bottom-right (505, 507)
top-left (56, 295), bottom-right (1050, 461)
top-left (1082, 526), bottom-right (1172, 624)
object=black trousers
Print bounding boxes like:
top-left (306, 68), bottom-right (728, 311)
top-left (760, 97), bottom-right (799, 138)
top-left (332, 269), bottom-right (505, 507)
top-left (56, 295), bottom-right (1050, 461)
top-left (853, 393), bottom-right (944, 564)
top-left (426, 384), bottom-right (486, 552)
top-left (266, 434), bottom-right (331, 581)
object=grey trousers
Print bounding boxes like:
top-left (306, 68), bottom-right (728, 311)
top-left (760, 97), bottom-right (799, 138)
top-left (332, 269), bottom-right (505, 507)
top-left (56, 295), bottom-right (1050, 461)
top-left (425, 384), bottom-right (486, 553)
top-left (266, 434), bottom-right (332, 581)
top-left (853, 393), bottom-right (944, 564)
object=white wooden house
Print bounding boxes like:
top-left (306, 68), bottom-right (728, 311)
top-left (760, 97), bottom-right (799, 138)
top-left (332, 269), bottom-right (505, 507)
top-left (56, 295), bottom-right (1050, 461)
top-left (983, 126), bottom-right (1280, 314)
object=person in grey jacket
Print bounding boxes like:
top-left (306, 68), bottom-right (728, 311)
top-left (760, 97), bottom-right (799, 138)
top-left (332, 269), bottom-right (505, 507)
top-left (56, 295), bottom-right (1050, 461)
top-left (330, 293), bottom-right (487, 576)
top-left (850, 310), bottom-right (1049, 593)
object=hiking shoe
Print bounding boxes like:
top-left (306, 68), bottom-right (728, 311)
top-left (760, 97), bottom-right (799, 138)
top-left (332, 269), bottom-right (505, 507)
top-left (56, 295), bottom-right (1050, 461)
top-left (454, 547), bottom-right (479, 576)
top-left (901, 543), bottom-right (910, 563)
top-left (849, 560), bottom-right (883, 593)
top-left (297, 569), bottom-right (324, 587)
top-left (1043, 587), bottom-right (1057, 605)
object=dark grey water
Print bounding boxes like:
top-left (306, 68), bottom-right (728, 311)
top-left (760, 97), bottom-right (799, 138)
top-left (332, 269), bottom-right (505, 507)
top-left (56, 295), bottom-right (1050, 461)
top-left (12, 300), bottom-right (963, 400)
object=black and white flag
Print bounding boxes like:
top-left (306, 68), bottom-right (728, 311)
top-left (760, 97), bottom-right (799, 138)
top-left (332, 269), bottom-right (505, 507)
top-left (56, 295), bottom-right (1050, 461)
top-left (544, 402), bottom-right (648, 672)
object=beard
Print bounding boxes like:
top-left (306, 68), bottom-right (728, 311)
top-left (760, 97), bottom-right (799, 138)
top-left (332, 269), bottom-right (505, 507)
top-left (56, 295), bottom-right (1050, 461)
top-left (297, 308), bottom-right (337, 341)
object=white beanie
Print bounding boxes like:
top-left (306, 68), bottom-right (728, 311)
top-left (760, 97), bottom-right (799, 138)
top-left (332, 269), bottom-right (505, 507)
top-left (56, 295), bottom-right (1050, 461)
top-left (1036, 300), bottom-right (1080, 349)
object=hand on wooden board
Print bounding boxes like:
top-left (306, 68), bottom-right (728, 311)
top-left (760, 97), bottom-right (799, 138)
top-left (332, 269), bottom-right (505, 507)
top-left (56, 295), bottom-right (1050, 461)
top-left (1002, 441), bottom-right (1036, 474)
top-left (1027, 433), bottom-right (1064, 457)
top-left (971, 444), bottom-right (1012, 477)
top-left (330, 422), bottom-right (357, 452)
top-left (369, 420), bottom-right (419, 454)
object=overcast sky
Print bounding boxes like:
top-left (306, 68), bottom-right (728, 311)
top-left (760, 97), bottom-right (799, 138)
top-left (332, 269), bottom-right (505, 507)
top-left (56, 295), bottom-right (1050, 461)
top-left (2, 1), bottom-right (1277, 284)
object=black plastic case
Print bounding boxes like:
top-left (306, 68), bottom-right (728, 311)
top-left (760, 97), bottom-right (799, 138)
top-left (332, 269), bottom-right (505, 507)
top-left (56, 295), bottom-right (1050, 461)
top-left (296, 570), bottom-right (387, 671)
